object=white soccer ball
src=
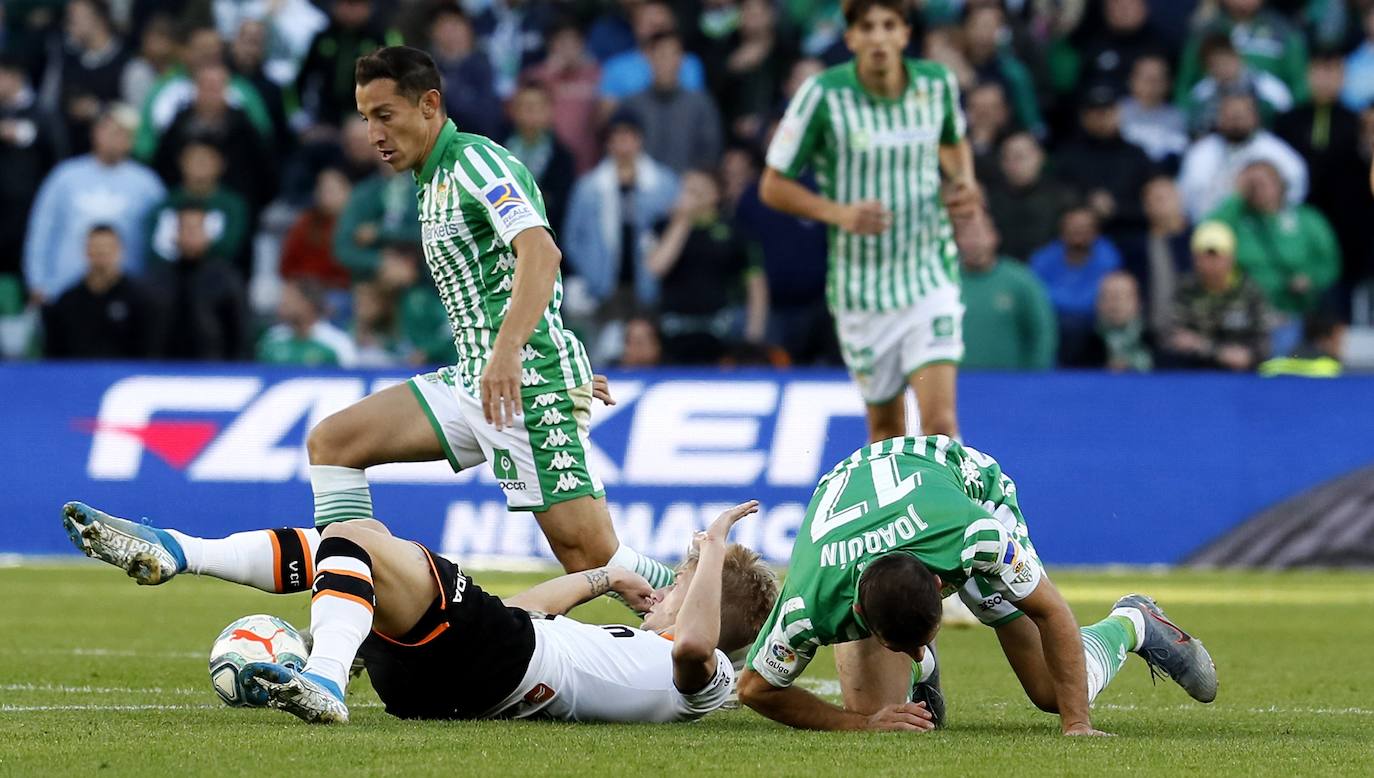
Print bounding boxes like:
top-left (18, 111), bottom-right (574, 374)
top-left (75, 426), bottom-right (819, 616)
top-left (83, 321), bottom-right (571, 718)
top-left (208, 614), bottom-right (309, 707)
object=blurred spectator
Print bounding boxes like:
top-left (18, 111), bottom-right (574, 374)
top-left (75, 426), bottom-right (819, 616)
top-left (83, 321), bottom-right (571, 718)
top-left (147, 142), bottom-right (250, 271)
top-left (1176, 0), bottom-right (1309, 105)
top-left (522, 20), bottom-right (602, 172)
top-left (350, 280), bottom-right (404, 367)
top-left (623, 31), bottom-right (723, 173)
top-left (429, 5), bottom-right (503, 140)
top-left (1073, 0), bottom-right (1163, 95)
top-left (644, 168), bottom-right (766, 363)
top-left (295, 0), bottom-right (399, 130)
top-left (0, 55), bottom-right (62, 281)
top-left (564, 111), bottom-right (678, 314)
top-left (229, 19), bottom-right (291, 149)
top-left (617, 312), bottom-right (663, 368)
top-left (587, 0), bottom-right (640, 63)
top-left (1119, 54), bottom-right (1187, 170)
top-left (471, 0), bottom-right (558, 99)
top-left (120, 14), bottom-right (175, 111)
top-left (1053, 85), bottom-right (1154, 238)
top-left (718, 145), bottom-right (759, 218)
top-left (1183, 34), bottom-right (1292, 135)
top-left (710, 0), bottom-right (799, 142)
top-left (1259, 312), bottom-right (1345, 377)
top-left (958, 212), bottom-right (1058, 371)
top-left (42, 225), bottom-right (155, 359)
top-left (280, 167), bottom-right (353, 290)
top-left (986, 132), bottom-right (1077, 262)
top-left (1276, 51), bottom-right (1369, 290)
top-left (505, 82), bottom-right (575, 234)
top-left (1074, 271), bottom-right (1154, 372)
top-left (961, 4), bottom-right (1044, 138)
top-left (1030, 206), bottom-right (1124, 364)
top-left (1129, 176), bottom-right (1192, 332)
top-left (151, 62), bottom-right (276, 212)
top-left (966, 82), bottom-right (1012, 180)
top-left (150, 206), bottom-right (249, 360)
top-left (1160, 220), bottom-right (1269, 371)
top-left (735, 168), bottom-right (834, 365)
top-left (333, 161), bottom-right (422, 280)
top-left (1341, 6), bottom-right (1374, 111)
top-left (23, 107), bottom-right (164, 303)
top-left (1206, 161), bottom-right (1339, 320)
top-left (257, 278), bottom-right (357, 367)
top-left (600, 1), bottom-right (705, 105)
top-left (134, 25), bottom-right (273, 162)
top-left (1177, 91), bottom-right (1307, 222)
top-left (50, 0), bottom-right (130, 157)
top-left (373, 241), bottom-right (452, 365)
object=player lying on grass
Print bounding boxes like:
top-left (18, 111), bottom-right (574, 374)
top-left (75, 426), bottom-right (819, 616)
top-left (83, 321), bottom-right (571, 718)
top-left (63, 500), bottom-right (777, 724)
top-left (737, 436), bottom-right (1218, 734)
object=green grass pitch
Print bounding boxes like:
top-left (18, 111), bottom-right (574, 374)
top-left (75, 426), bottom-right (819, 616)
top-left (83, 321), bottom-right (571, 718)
top-left (2, 564), bottom-right (1372, 776)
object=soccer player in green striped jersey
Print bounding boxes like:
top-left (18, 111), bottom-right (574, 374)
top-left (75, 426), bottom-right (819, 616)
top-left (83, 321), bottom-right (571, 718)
top-left (293, 46), bottom-right (673, 589)
top-left (738, 436), bottom-right (1219, 734)
top-left (761, 0), bottom-right (981, 443)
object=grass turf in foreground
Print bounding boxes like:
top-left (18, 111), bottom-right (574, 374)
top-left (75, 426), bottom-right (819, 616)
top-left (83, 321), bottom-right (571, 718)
top-left (1, 565), bottom-right (1371, 776)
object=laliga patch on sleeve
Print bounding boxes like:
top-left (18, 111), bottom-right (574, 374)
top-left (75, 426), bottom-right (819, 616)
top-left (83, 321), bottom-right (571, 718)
top-left (482, 181), bottom-right (537, 229)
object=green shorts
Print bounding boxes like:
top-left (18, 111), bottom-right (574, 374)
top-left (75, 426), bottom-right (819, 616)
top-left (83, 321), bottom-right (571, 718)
top-left (407, 371), bottom-right (605, 512)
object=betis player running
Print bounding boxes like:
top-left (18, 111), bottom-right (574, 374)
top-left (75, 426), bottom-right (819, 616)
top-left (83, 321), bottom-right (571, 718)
top-left (762, 0), bottom-right (981, 444)
top-left (737, 436), bottom-right (1218, 734)
top-left (65, 46), bottom-right (675, 595)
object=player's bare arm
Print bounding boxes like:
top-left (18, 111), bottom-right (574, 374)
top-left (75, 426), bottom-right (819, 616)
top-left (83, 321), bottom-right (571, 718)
top-left (482, 226), bottom-right (563, 431)
top-left (759, 168), bottom-right (889, 236)
top-left (504, 566), bottom-right (654, 615)
top-left (670, 501), bottom-right (757, 693)
top-left (737, 670), bottom-right (935, 732)
top-left (1015, 577), bottom-right (1106, 736)
top-left (938, 140), bottom-right (983, 220)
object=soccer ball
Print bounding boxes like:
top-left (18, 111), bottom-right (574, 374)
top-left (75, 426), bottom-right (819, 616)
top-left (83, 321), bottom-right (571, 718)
top-left (208, 614), bottom-right (309, 707)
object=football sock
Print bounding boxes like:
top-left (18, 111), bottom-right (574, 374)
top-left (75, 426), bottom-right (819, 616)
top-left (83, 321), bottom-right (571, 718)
top-left (1080, 613), bottom-right (1141, 703)
top-left (311, 465), bottom-right (374, 527)
top-left (304, 536), bottom-right (375, 693)
top-left (607, 543), bottom-right (677, 589)
top-left (913, 645), bottom-right (938, 684)
top-left (167, 528), bottom-right (320, 594)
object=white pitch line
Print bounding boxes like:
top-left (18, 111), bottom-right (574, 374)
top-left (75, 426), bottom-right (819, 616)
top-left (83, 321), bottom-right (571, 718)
top-left (0, 683), bottom-right (205, 696)
top-left (3, 647), bottom-right (205, 660)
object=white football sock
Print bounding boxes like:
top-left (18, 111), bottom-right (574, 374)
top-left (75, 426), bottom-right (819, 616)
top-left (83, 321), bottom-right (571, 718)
top-left (168, 528), bottom-right (321, 593)
top-left (304, 539), bottom-right (375, 692)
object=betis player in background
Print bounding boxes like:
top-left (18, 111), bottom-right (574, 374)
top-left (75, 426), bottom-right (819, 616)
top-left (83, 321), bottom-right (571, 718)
top-left (737, 436), bottom-right (1218, 733)
top-left (61, 46), bottom-right (676, 601)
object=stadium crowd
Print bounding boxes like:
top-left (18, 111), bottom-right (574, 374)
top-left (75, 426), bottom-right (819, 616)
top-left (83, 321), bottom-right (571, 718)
top-left (0, 0), bottom-right (1370, 372)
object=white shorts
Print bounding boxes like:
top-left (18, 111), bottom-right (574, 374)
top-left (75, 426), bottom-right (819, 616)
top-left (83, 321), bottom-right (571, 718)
top-left (835, 286), bottom-right (964, 404)
top-left (406, 373), bottom-right (605, 511)
top-left (488, 616), bottom-right (734, 723)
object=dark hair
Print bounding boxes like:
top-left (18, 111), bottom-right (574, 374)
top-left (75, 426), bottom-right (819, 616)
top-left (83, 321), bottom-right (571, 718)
top-left (1200, 32), bottom-right (1237, 62)
top-left (842, 0), bottom-right (909, 27)
top-left (1309, 48), bottom-right (1346, 66)
top-left (429, 3), bottom-right (468, 26)
top-left (1302, 312), bottom-right (1344, 344)
top-left (70, 0), bottom-right (115, 32)
top-left (87, 224), bottom-right (119, 238)
top-left (646, 29), bottom-right (682, 48)
top-left (856, 553), bottom-right (943, 649)
top-left (355, 46), bottom-right (443, 104)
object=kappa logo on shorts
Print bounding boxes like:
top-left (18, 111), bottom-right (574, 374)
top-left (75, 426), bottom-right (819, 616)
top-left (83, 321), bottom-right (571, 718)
top-left (552, 472), bottom-right (583, 493)
top-left (531, 392), bottom-right (561, 408)
top-left (521, 368), bottom-right (549, 387)
top-left (548, 451), bottom-right (576, 471)
top-left (538, 408), bottom-right (568, 426)
top-left (520, 344), bottom-right (544, 362)
top-left (541, 428), bottom-right (573, 449)
top-left (493, 254), bottom-right (514, 274)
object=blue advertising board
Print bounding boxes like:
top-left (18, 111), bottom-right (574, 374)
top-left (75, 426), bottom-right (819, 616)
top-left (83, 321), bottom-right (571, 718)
top-left (3, 363), bottom-right (1373, 565)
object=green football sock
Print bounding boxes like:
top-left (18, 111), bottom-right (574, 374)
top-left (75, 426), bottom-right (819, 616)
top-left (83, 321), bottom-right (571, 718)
top-left (310, 465), bottom-right (375, 527)
top-left (1080, 614), bottom-right (1138, 703)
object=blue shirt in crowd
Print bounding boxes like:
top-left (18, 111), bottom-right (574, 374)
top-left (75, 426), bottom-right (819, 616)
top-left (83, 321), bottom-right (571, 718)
top-left (1029, 238), bottom-right (1123, 318)
top-left (599, 50), bottom-right (706, 99)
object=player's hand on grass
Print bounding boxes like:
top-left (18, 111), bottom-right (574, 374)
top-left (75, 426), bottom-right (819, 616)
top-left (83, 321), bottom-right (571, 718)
top-left (1063, 722), bottom-right (1113, 737)
top-left (609, 568), bottom-right (656, 612)
top-left (591, 374), bottom-right (615, 406)
top-left (481, 345), bottom-right (522, 431)
top-left (838, 200), bottom-right (890, 235)
top-left (865, 701), bottom-right (936, 732)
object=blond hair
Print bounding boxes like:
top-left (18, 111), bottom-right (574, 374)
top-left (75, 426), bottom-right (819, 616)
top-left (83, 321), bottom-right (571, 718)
top-left (717, 544), bottom-right (779, 653)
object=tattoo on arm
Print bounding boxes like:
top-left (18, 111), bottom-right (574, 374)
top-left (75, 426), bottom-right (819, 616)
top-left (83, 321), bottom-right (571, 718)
top-left (583, 569), bottom-right (611, 597)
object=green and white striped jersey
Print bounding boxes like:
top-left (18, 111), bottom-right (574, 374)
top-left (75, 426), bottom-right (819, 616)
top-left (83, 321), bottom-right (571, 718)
top-left (745, 435), bottom-right (1041, 688)
top-left (414, 120), bottom-right (592, 397)
top-left (767, 60), bottom-right (966, 313)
